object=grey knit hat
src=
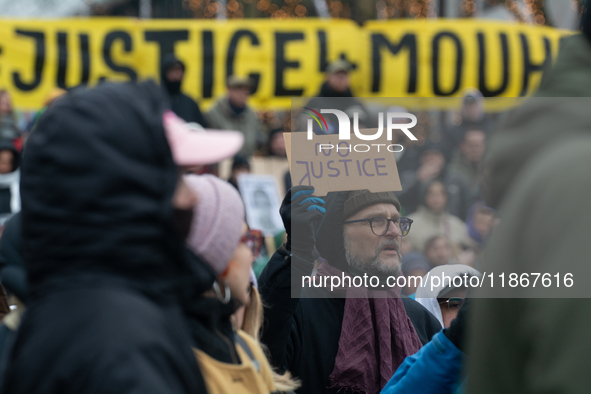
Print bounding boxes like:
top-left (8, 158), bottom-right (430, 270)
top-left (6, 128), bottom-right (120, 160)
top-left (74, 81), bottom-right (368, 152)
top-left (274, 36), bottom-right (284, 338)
top-left (342, 190), bottom-right (401, 220)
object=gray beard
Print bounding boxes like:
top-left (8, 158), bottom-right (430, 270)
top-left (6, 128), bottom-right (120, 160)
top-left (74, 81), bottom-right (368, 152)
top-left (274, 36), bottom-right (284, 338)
top-left (344, 233), bottom-right (402, 277)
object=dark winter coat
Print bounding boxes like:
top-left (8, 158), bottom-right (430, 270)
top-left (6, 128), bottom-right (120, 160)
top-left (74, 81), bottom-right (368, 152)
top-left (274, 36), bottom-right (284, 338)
top-left (0, 212), bottom-right (25, 384)
top-left (2, 81), bottom-right (208, 394)
top-left (467, 34), bottom-right (591, 394)
top-left (186, 296), bottom-right (240, 364)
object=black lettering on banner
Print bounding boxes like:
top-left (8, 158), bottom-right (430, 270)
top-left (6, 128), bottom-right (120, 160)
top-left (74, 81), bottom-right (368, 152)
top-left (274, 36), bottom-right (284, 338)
top-left (478, 32), bottom-right (509, 97)
top-left (318, 30), bottom-right (357, 73)
top-left (57, 32), bottom-right (91, 89)
top-left (202, 30), bottom-right (214, 99)
top-left (80, 34), bottom-right (90, 85)
top-left (144, 30), bottom-right (189, 74)
top-left (432, 32), bottom-right (463, 96)
top-left (274, 32), bottom-right (304, 96)
top-left (103, 31), bottom-right (138, 81)
top-left (318, 30), bottom-right (328, 72)
top-left (520, 34), bottom-right (551, 96)
top-left (226, 30), bottom-right (261, 94)
top-left (371, 33), bottom-right (417, 93)
top-left (12, 30), bottom-right (45, 91)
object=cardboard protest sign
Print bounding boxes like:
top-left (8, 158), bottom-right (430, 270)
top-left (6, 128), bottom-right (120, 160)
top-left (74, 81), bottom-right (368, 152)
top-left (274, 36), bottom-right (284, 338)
top-left (284, 131), bottom-right (402, 196)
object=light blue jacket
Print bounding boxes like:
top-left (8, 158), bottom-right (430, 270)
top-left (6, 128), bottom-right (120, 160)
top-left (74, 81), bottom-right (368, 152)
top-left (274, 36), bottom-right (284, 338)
top-left (381, 330), bottom-right (464, 394)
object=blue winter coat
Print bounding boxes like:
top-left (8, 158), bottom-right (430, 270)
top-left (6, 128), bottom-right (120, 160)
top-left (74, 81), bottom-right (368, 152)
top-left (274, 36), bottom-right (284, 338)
top-left (381, 330), bottom-right (464, 394)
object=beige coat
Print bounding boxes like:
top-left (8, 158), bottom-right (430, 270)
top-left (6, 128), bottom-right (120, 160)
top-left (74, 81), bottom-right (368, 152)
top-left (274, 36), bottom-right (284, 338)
top-left (407, 206), bottom-right (471, 253)
top-left (206, 97), bottom-right (263, 157)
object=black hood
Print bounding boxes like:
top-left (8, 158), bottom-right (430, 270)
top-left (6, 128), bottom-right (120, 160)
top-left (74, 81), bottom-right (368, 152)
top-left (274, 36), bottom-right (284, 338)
top-left (315, 191), bottom-right (350, 272)
top-left (21, 81), bottom-right (194, 299)
top-left (161, 54), bottom-right (185, 96)
top-left (0, 212), bottom-right (27, 303)
top-left (0, 144), bottom-right (21, 173)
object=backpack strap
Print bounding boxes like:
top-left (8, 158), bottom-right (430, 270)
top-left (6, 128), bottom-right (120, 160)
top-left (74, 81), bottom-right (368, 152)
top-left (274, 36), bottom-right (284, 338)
top-left (234, 332), bottom-right (260, 372)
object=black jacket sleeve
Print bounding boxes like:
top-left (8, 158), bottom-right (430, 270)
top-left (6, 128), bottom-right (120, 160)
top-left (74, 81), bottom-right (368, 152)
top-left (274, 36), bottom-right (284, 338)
top-left (402, 297), bottom-right (443, 345)
top-left (258, 245), bottom-right (315, 371)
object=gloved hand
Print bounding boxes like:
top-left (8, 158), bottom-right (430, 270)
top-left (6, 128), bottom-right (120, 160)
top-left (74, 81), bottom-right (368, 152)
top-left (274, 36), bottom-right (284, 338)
top-left (280, 186), bottom-right (325, 261)
top-left (444, 298), bottom-right (470, 353)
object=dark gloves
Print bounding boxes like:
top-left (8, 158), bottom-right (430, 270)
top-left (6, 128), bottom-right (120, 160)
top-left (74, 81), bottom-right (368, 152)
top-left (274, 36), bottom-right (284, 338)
top-left (280, 186), bottom-right (325, 261)
top-left (444, 298), bottom-right (470, 353)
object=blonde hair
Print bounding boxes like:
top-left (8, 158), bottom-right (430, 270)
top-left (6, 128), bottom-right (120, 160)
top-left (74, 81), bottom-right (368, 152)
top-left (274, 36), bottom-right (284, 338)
top-left (241, 286), bottom-right (300, 393)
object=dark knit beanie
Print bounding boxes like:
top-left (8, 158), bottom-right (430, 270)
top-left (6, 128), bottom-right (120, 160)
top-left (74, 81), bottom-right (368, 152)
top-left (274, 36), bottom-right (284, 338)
top-left (342, 190), bottom-right (401, 220)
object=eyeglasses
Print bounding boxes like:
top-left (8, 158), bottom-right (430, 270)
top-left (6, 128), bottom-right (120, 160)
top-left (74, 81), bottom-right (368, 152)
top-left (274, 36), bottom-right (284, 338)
top-left (241, 229), bottom-right (263, 258)
top-left (438, 297), bottom-right (464, 313)
top-left (343, 216), bottom-right (413, 237)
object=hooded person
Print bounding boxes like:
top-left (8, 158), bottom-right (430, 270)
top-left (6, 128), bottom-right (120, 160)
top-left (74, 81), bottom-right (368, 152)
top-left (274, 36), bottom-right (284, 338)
top-left (1, 81), bottom-right (243, 394)
top-left (259, 186), bottom-right (442, 394)
top-left (0, 144), bottom-right (20, 226)
top-left (414, 265), bottom-right (480, 328)
top-left (183, 174), bottom-right (277, 394)
top-left (380, 265), bottom-right (480, 394)
top-left (161, 54), bottom-right (209, 127)
top-left (466, 9), bottom-right (591, 393)
top-left (381, 298), bottom-right (472, 394)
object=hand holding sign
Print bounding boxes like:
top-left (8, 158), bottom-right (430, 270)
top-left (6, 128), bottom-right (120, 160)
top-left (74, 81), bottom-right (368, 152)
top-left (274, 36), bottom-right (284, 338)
top-left (280, 186), bottom-right (325, 261)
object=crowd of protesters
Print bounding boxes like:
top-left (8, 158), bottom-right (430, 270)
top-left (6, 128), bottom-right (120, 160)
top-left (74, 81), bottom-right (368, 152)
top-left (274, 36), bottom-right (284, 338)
top-left (3, 26), bottom-right (571, 392)
top-left (0, 0), bottom-right (590, 388)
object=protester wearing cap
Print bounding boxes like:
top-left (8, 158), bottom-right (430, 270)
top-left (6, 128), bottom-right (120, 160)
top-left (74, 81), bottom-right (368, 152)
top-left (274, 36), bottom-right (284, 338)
top-left (183, 174), bottom-right (277, 394)
top-left (303, 59), bottom-right (373, 134)
top-left (1, 81), bottom-right (242, 394)
top-left (206, 75), bottom-right (264, 157)
top-left (323, 59), bottom-right (353, 95)
top-left (160, 54), bottom-right (208, 127)
top-left (259, 186), bottom-right (441, 394)
top-left (313, 58), bottom-right (356, 102)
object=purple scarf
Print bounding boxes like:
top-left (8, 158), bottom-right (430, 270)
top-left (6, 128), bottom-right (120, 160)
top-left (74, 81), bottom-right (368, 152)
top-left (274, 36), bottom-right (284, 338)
top-left (316, 262), bottom-right (422, 394)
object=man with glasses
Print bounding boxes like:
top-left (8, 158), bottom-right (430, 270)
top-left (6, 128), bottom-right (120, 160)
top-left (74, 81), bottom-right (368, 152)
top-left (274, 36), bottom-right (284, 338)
top-left (259, 187), bottom-right (441, 394)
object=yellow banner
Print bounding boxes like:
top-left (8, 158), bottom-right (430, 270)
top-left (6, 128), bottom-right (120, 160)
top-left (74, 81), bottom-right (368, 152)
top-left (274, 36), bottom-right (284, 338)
top-left (0, 18), bottom-right (571, 110)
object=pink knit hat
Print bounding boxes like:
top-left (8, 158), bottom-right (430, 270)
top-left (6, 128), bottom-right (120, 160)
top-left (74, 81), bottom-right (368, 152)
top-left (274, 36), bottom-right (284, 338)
top-left (185, 174), bottom-right (246, 276)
